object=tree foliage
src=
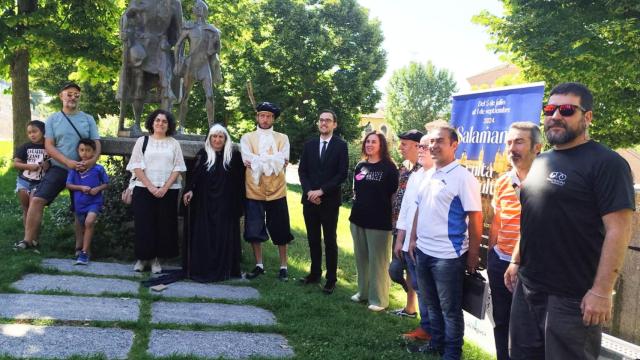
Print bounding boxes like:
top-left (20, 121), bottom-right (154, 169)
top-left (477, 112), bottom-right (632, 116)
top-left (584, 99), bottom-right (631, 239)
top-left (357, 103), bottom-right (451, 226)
top-left (3, 0), bottom-right (386, 161)
top-left (385, 61), bottom-right (457, 133)
top-left (0, 0), bottom-right (123, 146)
top-left (216, 0), bottom-right (386, 161)
top-left (474, 0), bottom-right (640, 148)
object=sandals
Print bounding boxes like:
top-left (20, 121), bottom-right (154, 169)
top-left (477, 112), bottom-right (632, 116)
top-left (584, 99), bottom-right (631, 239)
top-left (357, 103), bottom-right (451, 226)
top-left (13, 240), bottom-right (39, 251)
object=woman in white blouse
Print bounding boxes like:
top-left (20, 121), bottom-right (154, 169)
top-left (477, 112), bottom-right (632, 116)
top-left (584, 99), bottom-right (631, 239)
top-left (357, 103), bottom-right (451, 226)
top-left (126, 109), bottom-right (186, 273)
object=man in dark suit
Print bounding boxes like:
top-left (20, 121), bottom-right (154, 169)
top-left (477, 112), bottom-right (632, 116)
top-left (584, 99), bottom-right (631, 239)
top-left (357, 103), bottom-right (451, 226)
top-left (298, 109), bottom-right (349, 294)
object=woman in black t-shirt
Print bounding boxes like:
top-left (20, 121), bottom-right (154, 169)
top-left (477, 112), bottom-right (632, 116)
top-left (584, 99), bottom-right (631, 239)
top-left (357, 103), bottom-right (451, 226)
top-left (349, 131), bottom-right (399, 311)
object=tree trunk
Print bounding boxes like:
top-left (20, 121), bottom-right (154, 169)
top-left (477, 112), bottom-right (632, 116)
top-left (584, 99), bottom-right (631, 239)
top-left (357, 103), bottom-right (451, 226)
top-left (11, 0), bottom-right (38, 148)
top-left (11, 48), bottom-right (31, 149)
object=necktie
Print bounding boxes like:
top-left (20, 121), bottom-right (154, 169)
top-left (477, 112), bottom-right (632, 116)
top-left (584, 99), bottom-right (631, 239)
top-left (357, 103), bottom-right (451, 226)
top-left (320, 141), bottom-right (328, 162)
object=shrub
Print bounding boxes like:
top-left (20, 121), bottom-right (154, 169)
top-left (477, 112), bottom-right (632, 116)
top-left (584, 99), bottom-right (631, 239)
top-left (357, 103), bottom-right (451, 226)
top-left (341, 141), bottom-right (363, 204)
top-left (93, 155), bottom-right (135, 259)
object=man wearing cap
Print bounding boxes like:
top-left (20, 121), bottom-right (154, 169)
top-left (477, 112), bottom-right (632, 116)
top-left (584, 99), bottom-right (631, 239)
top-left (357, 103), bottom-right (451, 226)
top-left (240, 102), bottom-right (294, 281)
top-left (298, 109), bottom-right (349, 294)
top-left (15, 83), bottom-right (100, 250)
top-left (388, 130), bottom-right (423, 316)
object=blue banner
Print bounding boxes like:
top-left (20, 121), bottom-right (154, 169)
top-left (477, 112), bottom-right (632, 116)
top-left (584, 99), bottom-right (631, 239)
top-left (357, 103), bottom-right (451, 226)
top-left (451, 83), bottom-right (545, 173)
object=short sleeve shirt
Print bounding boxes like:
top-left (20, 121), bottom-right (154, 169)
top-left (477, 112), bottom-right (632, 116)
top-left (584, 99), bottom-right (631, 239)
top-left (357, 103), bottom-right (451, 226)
top-left (392, 161), bottom-right (421, 233)
top-left (415, 160), bottom-right (482, 259)
top-left (349, 160), bottom-right (400, 231)
top-left (66, 164), bottom-right (110, 213)
top-left (126, 136), bottom-right (187, 189)
top-left (519, 141), bottom-right (635, 297)
top-left (491, 170), bottom-right (521, 258)
top-left (396, 168), bottom-right (427, 252)
top-left (14, 142), bottom-right (47, 181)
top-left (45, 111), bottom-right (99, 169)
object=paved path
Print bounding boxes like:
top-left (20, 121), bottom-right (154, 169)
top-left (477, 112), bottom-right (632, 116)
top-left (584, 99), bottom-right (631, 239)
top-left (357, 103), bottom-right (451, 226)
top-left (0, 324), bottom-right (134, 359)
top-left (0, 258), bottom-right (294, 359)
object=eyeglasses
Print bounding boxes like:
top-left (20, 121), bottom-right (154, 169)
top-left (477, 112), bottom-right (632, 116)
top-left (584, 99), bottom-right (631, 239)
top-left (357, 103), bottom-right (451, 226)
top-left (542, 104), bottom-right (586, 117)
top-left (417, 144), bottom-right (429, 149)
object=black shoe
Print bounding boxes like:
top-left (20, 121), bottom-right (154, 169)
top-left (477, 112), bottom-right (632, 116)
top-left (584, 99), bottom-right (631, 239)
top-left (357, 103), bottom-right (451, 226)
top-left (278, 268), bottom-right (289, 282)
top-left (299, 274), bottom-right (321, 285)
top-left (246, 266), bottom-right (265, 279)
top-left (406, 342), bottom-right (443, 355)
top-left (322, 281), bottom-right (336, 294)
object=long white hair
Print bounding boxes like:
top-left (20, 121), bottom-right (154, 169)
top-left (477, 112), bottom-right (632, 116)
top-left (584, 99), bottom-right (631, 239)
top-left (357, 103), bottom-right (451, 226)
top-left (204, 124), bottom-right (233, 170)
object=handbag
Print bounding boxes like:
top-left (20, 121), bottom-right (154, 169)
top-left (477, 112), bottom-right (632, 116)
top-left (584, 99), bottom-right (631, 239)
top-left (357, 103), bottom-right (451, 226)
top-left (462, 271), bottom-right (490, 319)
top-left (121, 136), bottom-right (149, 205)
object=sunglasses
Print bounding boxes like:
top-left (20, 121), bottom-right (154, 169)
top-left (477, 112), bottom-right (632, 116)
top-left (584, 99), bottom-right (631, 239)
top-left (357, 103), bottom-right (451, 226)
top-left (542, 104), bottom-right (586, 117)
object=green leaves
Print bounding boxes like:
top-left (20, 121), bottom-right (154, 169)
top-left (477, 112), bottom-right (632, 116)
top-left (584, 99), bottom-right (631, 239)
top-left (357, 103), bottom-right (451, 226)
top-left (386, 61), bottom-right (457, 132)
top-left (475, 0), bottom-right (640, 148)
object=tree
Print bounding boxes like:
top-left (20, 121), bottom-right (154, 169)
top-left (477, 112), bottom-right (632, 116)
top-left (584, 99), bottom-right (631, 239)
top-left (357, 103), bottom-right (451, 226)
top-left (386, 61), bottom-right (457, 133)
top-left (3, 0), bottom-right (385, 161)
top-left (0, 0), bottom-right (121, 147)
top-left (474, 0), bottom-right (640, 148)
top-left (217, 0), bottom-right (386, 161)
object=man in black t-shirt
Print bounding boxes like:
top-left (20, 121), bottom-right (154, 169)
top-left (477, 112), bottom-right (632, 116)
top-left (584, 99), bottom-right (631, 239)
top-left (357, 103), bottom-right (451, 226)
top-left (509, 82), bottom-right (635, 359)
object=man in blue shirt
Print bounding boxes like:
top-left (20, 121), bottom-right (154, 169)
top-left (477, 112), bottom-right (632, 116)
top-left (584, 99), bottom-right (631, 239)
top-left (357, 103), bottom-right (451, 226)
top-left (15, 82), bottom-right (100, 251)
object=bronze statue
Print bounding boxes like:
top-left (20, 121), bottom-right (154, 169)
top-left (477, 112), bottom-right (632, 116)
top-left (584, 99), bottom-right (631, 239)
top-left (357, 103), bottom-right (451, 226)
top-left (174, 0), bottom-right (222, 132)
top-left (117, 0), bottom-right (183, 134)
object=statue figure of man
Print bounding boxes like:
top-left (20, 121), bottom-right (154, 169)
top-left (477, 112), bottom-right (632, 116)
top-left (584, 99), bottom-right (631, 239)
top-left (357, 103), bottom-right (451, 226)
top-left (174, 0), bottom-right (222, 132)
top-left (117, 0), bottom-right (183, 134)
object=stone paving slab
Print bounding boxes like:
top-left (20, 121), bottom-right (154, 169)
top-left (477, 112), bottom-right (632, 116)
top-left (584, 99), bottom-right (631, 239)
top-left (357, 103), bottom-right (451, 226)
top-left (0, 324), bottom-right (134, 359)
top-left (155, 281), bottom-right (259, 301)
top-left (0, 294), bottom-right (139, 322)
top-left (12, 274), bottom-right (139, 295)
top-left (152, 301), bottom-right (275, 326)
top-left (148, 329), bottom-right (294, 358)
top-left (42, 258), bottom-right (143, 277)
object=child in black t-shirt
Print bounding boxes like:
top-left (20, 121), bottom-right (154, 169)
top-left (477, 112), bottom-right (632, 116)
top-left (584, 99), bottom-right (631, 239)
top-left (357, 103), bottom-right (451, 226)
top-left (13, 120), bottom-right (49, 226)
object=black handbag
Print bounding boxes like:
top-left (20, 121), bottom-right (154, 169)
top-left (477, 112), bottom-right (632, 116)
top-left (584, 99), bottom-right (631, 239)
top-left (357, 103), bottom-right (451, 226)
top-left (462, 271), bottom-right (490, 319)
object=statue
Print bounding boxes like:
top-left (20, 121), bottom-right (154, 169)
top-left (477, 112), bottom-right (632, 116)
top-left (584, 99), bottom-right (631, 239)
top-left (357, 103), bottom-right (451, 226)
top-left (174, 0), bottom-right (222, 132)
top-left (117, 0), bottom-right (183, 134)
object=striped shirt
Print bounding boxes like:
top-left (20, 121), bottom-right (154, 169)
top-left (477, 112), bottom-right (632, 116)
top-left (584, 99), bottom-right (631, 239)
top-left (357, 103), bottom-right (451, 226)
top-left (491, 170), bottom-right (521, 259)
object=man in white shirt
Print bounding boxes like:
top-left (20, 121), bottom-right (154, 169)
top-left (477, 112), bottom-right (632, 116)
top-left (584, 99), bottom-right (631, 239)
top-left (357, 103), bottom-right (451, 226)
top-left (396, 134), bottom-right (435, 342)
top-left (409, 124), bottom-right (482, 359)
top-left (240, 102), bottom-right (293, 281)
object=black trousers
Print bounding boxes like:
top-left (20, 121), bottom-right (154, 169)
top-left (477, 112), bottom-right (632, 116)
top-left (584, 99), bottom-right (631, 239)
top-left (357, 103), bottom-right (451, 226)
top-left (509, 280), bottom-right (601, 360)
top-left (302, 202), bottom-right (339, 283)
top-left (132, 187), bottom-right (179, 260)
top-left (487, 249), bottom-right (512, 360)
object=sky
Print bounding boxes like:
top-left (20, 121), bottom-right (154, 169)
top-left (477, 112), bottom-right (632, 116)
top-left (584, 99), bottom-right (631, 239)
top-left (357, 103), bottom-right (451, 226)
top-left (357, 0), bottom-right (506, 97)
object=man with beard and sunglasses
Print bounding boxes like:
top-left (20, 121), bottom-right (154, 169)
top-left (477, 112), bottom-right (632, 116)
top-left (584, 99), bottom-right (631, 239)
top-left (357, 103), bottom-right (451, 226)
top-left (509, 82), bottom-right (634, 359)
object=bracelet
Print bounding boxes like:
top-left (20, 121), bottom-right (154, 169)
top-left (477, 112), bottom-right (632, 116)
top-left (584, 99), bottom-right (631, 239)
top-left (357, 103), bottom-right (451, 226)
top-left (588, 289), bottom-right (612, 299)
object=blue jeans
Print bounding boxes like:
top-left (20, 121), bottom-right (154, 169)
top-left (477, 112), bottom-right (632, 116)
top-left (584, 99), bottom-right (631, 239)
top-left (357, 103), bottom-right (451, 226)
top-left (415, 248), bottom-right (465, 360)
top-left (404, 251), bottom-right (430, 332)
top-left (487, 249), bottom-right (512, 360)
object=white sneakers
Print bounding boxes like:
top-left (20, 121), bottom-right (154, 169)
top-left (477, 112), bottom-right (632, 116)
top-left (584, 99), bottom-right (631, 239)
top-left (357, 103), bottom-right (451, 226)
top-left (133, 259), bottom-right (146, 272)
top-left (151, 258), bottom-right (162, 274)
top-left (133, 258), bottom-right (162, 273)
top-left (351, 293), bottom-right (385, 311)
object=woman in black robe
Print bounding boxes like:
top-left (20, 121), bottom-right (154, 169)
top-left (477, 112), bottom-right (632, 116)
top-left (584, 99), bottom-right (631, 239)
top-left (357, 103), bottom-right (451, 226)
top-left (183, 124), bottom-right (245, 282)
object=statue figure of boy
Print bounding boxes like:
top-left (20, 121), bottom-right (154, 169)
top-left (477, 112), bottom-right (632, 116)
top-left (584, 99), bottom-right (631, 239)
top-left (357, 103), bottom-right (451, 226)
top-left (174, 0), bottom-right (222, 132)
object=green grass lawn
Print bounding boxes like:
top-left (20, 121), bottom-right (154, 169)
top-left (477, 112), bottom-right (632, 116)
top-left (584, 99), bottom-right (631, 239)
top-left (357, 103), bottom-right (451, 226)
top-left (0, 140), bottom-right (492, 359)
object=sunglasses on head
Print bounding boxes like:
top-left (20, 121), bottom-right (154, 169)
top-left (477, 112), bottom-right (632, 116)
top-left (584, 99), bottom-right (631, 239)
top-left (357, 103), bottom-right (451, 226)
top-left (542, 104), bottom-right (586, 117)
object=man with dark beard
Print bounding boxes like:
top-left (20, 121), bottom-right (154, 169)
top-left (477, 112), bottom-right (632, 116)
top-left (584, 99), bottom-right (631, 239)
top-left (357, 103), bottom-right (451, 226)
top-left (509, 82), bottom-right (635, 359)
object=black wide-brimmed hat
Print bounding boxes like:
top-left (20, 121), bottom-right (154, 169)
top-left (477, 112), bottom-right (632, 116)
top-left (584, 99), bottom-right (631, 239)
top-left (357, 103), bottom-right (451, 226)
top-left (256, 102), bottom-right (281, 118)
